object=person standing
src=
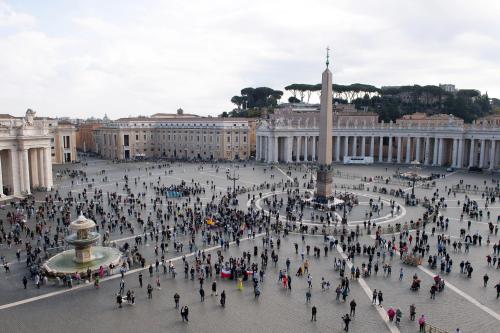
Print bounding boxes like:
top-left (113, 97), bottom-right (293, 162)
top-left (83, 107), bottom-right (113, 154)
top-left (174, 293), bottom-right (180, 308)
top-left (377, 290), bottom-right (383, 307)
top-left (220, 290), bottom-right (226, 307)
top-left (311, 305), bottom-right (317, 321)
top-left (495, 281), bottom-right (500, 298)
top-left (409, 304), bottom-right (416, 321)
top-left (212, 281), bottom-right (217, 296)
top-left (349, 299), bottom-right (357, 317)
top-left (181, 306), bottom-right (189, 322)
top-left (22, 276), bottom-right (28, 289)
top-left (306, 290), bottom-right (311, 303)
top-left (138, 273), bottom-right (143, 288)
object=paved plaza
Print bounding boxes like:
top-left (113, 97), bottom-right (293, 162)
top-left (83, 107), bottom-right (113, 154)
top-left (0, 159), bottom-right (499, 333)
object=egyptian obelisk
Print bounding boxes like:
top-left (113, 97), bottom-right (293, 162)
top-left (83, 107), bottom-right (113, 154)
top-left (315, 48), bottom-right (333, 202)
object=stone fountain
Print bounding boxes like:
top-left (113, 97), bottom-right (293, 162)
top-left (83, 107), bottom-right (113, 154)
top-left (43, 215), bottom-right (122, 277)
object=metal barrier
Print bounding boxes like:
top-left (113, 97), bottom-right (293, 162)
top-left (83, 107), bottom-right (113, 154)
top-left (426, 324), bottom-right (448, 333)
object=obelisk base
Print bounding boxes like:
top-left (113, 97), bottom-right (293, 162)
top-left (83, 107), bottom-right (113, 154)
top-left (315, 165), bottom-right (333, 203)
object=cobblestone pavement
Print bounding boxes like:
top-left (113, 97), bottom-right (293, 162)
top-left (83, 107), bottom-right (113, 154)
top-left (0, 159), bottom-right (499, 333)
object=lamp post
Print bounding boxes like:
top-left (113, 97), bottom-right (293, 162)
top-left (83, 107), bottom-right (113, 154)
top-left (342, 189), bottom-right (348, 225)
top-left (228, 168), bottom-right (239, 198)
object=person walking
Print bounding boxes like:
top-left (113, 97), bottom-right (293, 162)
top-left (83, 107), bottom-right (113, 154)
top-left (311, 305), bottom-right (317, 321)
top-left (342, 314), bottom-right (351, 331)
top-left (483, 274), bottom-right (489, 287)
top-left (22, 276), bottom-right (28, 289)
top-left (349, 299), bottom-right (356, 317)
top-left (147, 284), bottom-right (153, 299)
top-left (138, 272), bottom-right (143, 288)
top-left (419, 314), bottom-right (426, 332)
top-left (174, 293), bottom-right (180, 308)
top-left (495, 281), bottom-right (500, 298)
top-left (181, 305), bottom-right (189, 322)
top-left (306, 290), bottom-right (311, 303)
top-left (377, 290), bottom-right (383, 307)
top-left (200, 287), bottom-right (205, 302)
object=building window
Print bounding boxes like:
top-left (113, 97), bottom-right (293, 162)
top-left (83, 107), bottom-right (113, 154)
top-left (63, 136), bottom-right (70, 149)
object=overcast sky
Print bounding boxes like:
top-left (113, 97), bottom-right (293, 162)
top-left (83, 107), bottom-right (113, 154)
top-left (1, 0), bottom-right (499, 119)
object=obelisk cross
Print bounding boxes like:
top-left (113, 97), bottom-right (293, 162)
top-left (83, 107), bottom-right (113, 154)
top-left (326, 46), bottom-right (330, 68)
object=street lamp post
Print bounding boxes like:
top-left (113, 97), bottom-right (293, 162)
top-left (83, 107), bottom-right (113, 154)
top-left (228, 169), bottom-right (239, 198)
top-left (342, 189), bottom-right (348, 225)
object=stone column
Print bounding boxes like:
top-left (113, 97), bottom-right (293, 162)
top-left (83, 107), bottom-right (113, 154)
top-left (397, 136), bottom-right (402, 163)
top-left (256, 136), bottom-right (260, 160)
top-left (378, 136), bottom-right (384, 162)
top-left (22, 149), bottom-right (30, 194)
top-left (415, 137), bottom-right (421, 163)
top-left (490, 140), bottom-right (496, 170)
top-left (311, 136), bottom-right (316, 161)
top-left (452, 139), bottom-right (458, 168)
top-left (335, 136), bottom-right (340, 162)
top-left (438, 138), bottom-right (444, 166)
top-left (304, 135), bottom-right (309, 162)
top-left (0, 151), bottom-right (3, 196)
top-left (352, 136), bottom-right (357, 157)
top-left (344, 136), bottom-right (349, 159)
top-left (10, 150), bottom-right (20, 195)
top-left (469, 139), bottom-right (475, 167)
top-left (457, 139), bottom-right (464, 168)
top-left (273, 136), bottom-right (278, 163)
top-left (388, 136), bottom-right (393, 163)
top-left (405, 137), bottom-right (411, 164)
top-left (433, 138), bottom-right (439, 166)
top-left (369, 136), bottom-right (374, 158)
top-left (37, 149), bottom-right (45, 187)
top-left (479, 139), bottom-right (485, 168)
top-left (361, 136), bottom-right (366, 157)
top-left (44, 148), bottom-right (53, 190)
top-left (286, 136), bottom-right (293, 163)
top-left (29, 149), bottom-right (39, 188)
top-left (424, 137), bottom-right (430, 165)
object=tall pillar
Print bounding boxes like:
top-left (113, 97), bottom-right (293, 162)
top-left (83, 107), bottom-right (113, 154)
top-left (22, 149), bottom-right (30, 194)
top-left (405, 137), bottom-right (411, 164)
top-left (378, 136), bottom-right (383, 162)
top-left (469, 139), bottom-right (475, 167)
top-left (457, 139), bottom-right (464, 168)
top-left (10, 150), bottom-right (20, 195)
top-left (44, 148), bottom-right (53, 190)
top-left (369, 136), bottom-right (374, 158)
top-left (311, 136), bottom-right (316, 161)
top-left (397, 136), bottom-right (402, 163)
top-left (352, 136), bottom-right (357, 157)
top-left (256, 136), bottom-right (261, 160)
top-left (335, 136), bottom-right (340, 162)
top-left (273, 136), bottom-right (279, 163)
top-left (490, 140), bottom-right (496, 170)
top-left (452, 139), bottom-right (458, 168)
top-left (479, 139), bottom-right (485, 168)
top-left (424, 137), bottom-right (430, 165)
top-left (286, 136), bottom-right (293, 163)
top-left (438, 138), bottom-right (444, 166)
top-left (29, 149), bottom-right (39, 188)
top-left (388, 136), bottom-right (393, 163)
top-left (433, 138), bottom-right (439, 166)
top-left (361, 136), bottom-right (366, 157)
top-left (415, 137), bottom-right (421, 163)
top-left (344, 136), bottom-right (349, 159)
top-left (0, 151), bottom-right (3, 196)
top-left (37, 148), bottom-right (45, 187)
top-left (304, 135), bottom-right (309, 162)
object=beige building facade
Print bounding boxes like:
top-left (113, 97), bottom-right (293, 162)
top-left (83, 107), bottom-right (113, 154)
top-left (257, 107), bottom-right (499, 171)
top-left (94, 112), bottom-right (253, 161)
top-left (0, 110), bottom-right (54, 196)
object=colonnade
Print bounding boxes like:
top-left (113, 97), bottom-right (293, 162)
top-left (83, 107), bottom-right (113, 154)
top-left (0, 147), bottom-right (53, 196)
top-left (256, 133), bottom-right (498, 170)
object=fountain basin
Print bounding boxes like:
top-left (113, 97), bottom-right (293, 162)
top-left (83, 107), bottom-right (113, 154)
top-left (65, 232), bottom-right (100, 247)
top-left (43, 246), bottom-right (122, 278)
